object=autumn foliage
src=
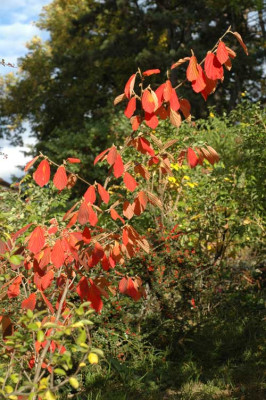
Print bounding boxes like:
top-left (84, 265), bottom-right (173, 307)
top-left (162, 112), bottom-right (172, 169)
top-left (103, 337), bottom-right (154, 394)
top-left (0, 27), bottom-right (248, 399)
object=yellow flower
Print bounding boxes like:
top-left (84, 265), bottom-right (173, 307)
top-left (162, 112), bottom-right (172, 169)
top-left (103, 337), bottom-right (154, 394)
top-left (241, 91), bottom-right (246, 97)
top-left (209, 112), bottom-right (215, 118)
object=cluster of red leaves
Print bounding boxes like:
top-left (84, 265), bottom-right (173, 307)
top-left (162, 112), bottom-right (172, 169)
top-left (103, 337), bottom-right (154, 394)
top-left (115, 32), bottom-right (247, 131)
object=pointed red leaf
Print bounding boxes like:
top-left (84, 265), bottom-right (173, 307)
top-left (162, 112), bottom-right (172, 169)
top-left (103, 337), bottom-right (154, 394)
top-left (123, 172), bottom-right (137, 191)
top-left (138, 137), bottom-right (155, 156)
top-left (144, 112), bottom-right (159, 129)
top-left (124, 97), bottom-right (136, 118)
top-left (169, 89), bottom-right (180, 111)
top-left (216, 41), bottom-right (229, 64)
top-left (40, 290), bottom-right (54, 313)
top-left (187, 148), bottom-right (199, 168)
top-left (41, 270), bottom-right (54, 290)
top-left (119, 277), bottom-right (128, 294)
top-left (84, 185), bottom-right (96, 204)
top-left (53, 166), bottom-right (68, 190)
top-left (107, 146), bottom-right (117, 166)
top-left (180, 99), bottom-right (191, 119)
top-left (110, 209), bottom-right (125, 224)
top-left (155, 83), bottom-right (165, 107)
top-left (82, 226), bottom-right (91, 243)
top-left (124, 73), bottom-right (136, 99)
top-left (204, 52), bottom-right (223, 80)
top-left (76, 277), bottom-right (89, 301)
top-left (163, 80), bottom-right (172, 102)
top-left (131, 115), bottom-right (141, 131)
top-left (88, 205), bottom-right (98, 226)
top-left (113, 154), bottom-right (124, 178)
top-left (192, 64), bottom-right (206, 93)
top-left (33, 159), bottom-right (50, 187)
top-left (28, 226), bottom-right (45, 254)
top-left (78, 202), bottom-right (90, 225)
top-left (22, 293), bottom-right (36, 311)
top-left (142, 90), bottom-right (156, 113)
top-left (51, 239), bottom-right (65, 268)
top-left (94, 148), bottom-right (110, 165)
top-left (97, 183), bottom-right (110, 204)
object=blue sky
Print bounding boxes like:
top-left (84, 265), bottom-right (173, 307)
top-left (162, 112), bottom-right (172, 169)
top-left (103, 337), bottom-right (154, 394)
top-left (0, 0), bottom-right (49, 182)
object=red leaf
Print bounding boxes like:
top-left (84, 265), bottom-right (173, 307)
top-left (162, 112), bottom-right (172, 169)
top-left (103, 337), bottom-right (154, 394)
top-left (28, 226), bottom-right (45, 254)
top-left (24, 156), bottom-right (39, 172)
top-left (51, 239), bottom-right (65, 268)
top-left (123, 172), bottom-right (137, 191)
top-left (163, 80), bottom-right (172, 102)
top-left (88, 205), bottom-right (98, 226)
top-left (144, 112), bottom-right (159, 129)
top-left (110, 209), bottom-right (125, 224)
top-left (142, 90), bottom-right (156, 113)
top-left (124, 74), bottom-right (136, 99)
top-left (2, 316), bottom-right (13, 339)
top-left (22, 293), bottom-right (36, 311)
top-left (41, 270), bottom-right (54, 290)
top-left (142, 69), bottom-right (160, 76)
top-left (122, 228), bottom-right (129, 246)
top-left (169, 90), bottom-right (180, 111)
top-left (138, 137), bottom-right (155, 156)
top-left (156, 105), bottom-right (169, 120)
top-left (187, 148), bottom-right (199, 168)
top-left (81, 226), bottom-right (91, 244)
top-left (66, 212), bottom-right (78, 228)
top-left (133, 191), bottom-right (147, 215)
top-left (67, 158), bottom-right (81, 163)
top-left (107, 146), bottom-right (117, 166)
top-left (119, 277), bottom-right (128, 294)
top-left (155, 83), bottom-right (165, 107)
top-left (97, 183), bottom-right (110, 204)
top-left (201, 75), bottom-right (217, 101)
top-left (216, 41), bottom-right (229, 64)
top-left (76, 277), bottom-right (89, 301)
top-left (131, 115), bottom-right (141, 131)
top-left (126, 278), bottom-right (141, 301)
top-left (33, 159), bottom-right (50, 187)
top-left (124, 97), bottom-right (136, 118)
top-left (87, 281), bottom-right (103, 313)
top-left (40, 290), bottom-right (55, 313)
top-left (84, 185), bottom-right (96, 204)
top-left (8, 277), bottom-right (22, 298)
top-left (53, 166), bottom-right (68, 190)
top-left (191, 64), bottom-right (206, 93)
top-left (113, 154), bottom-right (124, 178)
top-left (12, 223), bottom-right (32, 241)
top-left (94, 148), bottom-right (110, 165)
top-left (180, 99), bottom-right (191, 119)
top-left (204, 52), bottom-right (223, 80)
top-left (186, 56), bottom-right (199, 82)
top-left (78, 202), bottom-right (90, 225)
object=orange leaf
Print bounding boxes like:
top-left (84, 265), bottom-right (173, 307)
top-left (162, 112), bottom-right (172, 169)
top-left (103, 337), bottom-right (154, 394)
top-left (123, 172), bottom-right (137, 191)
top-left (134, 164), bottom-right (150, 180)
top-left (232, 31), bottom-right (248, 55)
top-left (53, 166), bottom-right (68, 190)
top-left (110, 209), bottom-right (125, 224)
top-left (216, 41), bottom-right (229, 64)
top-left (28, 226), bottom-right (45, 254)
top-left (142, 68), bottom-right (160, 76)
top-left (124, 73), bottom-right (136, 98)
top-left (40, 290), bottom-right (55, 313)
top-left (22, 293), bottom-right (36, 311)
top-left (138, 137), bottom-right (155, 156)
top-left (24, 156), bottom-right (39, 172)
top-left (170, 109), bottom-right (182, 127)
top-left (33, 159), bottom-right (50, 187)
top-left (82, 226), bottom-right (91, 243)
top-left (124, 97), bottom-right (136, 118)
top-left (204, 52), bottom-right (223, 80)
top-left (142, 90), bottom-right (156, 113)
top-left (131, 115), bottom-right (141, 131)
top-left (67, 158), bottom-right (81, 163)
top-left (97, 183), bottom-right (110, 204)
top-left (163, 80), bottom-right (172, 102)
top-left (155, 83), bottom-right (165, 107)
top-left (107, 146), bottom-right (117, 166)
top-left (186, 55), bottom-right (199, 82)
top-left (78, 201), bottom-right (90, 225)
top-left (119, 277), bottom-right (128, 294)
top-left (123, 201), bottom-right (134, 219)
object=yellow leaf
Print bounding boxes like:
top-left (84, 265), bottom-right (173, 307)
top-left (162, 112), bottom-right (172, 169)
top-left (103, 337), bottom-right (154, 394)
top-left (88, 352), bottom-right (99, 364)
top-left (69, 377), bottom-right (79, 389)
